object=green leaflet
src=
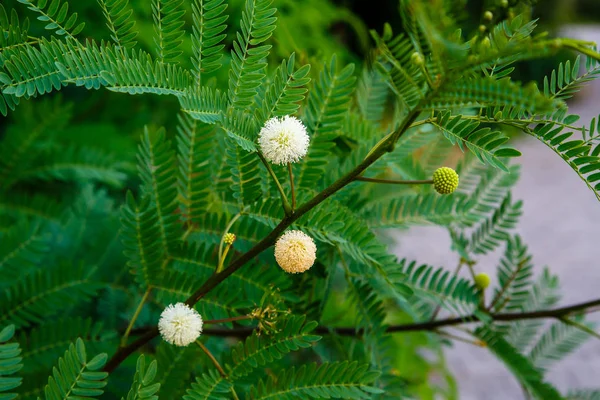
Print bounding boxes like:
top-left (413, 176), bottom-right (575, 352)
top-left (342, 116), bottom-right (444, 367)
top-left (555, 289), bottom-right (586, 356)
top-left (191, 0), bottom-right (229, 84)
top-left (40, 338), bottom-right (109, 400)
top-left (528, 112), bottom-right (600, 202)
top-left (16, 0), bottom-right (85, 38)
top-left (225, 315), bottom-right (320, 379)
top-left (122, 355), bottom-right (160, 400)
top-left (176, 114), bottom-right (217, 225)
top-left (257, 52), bottom-right (311, 122)
top-left (152, 0), bottom-right (185, 63)
top-left (297, 54), bottom-right (356, 190)
top-left (154, 343), bottom-right (197, 399)
top-left (476, 328), bottom-right (562, 400)
top-left (227, 0), bottom-right (276, 109)
top-left (544, 56), bottom-right (600, 101)
top-left (432, 111), bottom-right (521, 171)
top-left (97, 0), bottom-right (138, 49)
top-left (0, 263), bottom-right (102, 328)
top-left (0, 325), bottom-right (23, 400)
top-left (250, 361), bottom-right (383, 399)
top-left (19, 318), bottom-right (114, 374)
top-left (490, 235), bottom-right (534, 313)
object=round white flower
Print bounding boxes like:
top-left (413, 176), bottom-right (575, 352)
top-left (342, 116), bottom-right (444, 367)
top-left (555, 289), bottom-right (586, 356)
top-left (274, 230), bottom-right (317, 274)
top-left (258, 116), bottom-right (310, 165)
top-left (158, 302), bottom-right (203, 346)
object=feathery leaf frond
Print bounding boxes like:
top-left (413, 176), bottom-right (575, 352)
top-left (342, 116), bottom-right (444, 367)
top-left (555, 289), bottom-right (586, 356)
top-left (191, 0), bottom-right (228, 84)
top-left (528, 317), bottom-right (594, 372)
top-left (226, 315), bottom-right (320, 379)
top-left (398, 259), bottom-right (479, 316)
top-left (491, 236), bottom-right (533, 313)
top-left (137, 128), bottom-right (179, 259)
top-left (257, 53), bottom-right (311, 121)
top-left (41, 338), bottom-right (108, 400)
top-left (0, 325), bottom-right (23, 399)
top-left (0, 263), bottom-right (101, 327)
top-left (477, 328), bottom-right (562, 400)
top-left (227, 0), bottom-right (276, 108)
top-left (544, 56), bottom-right (600, 101)
top-left (250, 361), bottom-right (383, 399)
top-left (123, 355), bottom-right (160, 400)
top-left (16, 0), bottom-right (85, 39)
top-left (152, 0), bottom-right (185, 63)
top-left (432, 111), bottom-right (521, 171)
top-left (97, 0), bottom-right (138, 50)
top-left (298, 55), bottom-right (356, 189)
top-left (20, 318), bottom-right (111, 374)
top-left (177, 115), bottom-right (216, 225)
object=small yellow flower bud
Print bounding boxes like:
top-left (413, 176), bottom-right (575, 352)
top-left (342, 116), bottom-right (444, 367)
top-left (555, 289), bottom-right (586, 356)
top-left (432, 167), bottom-right (459, 195)
top-left (481, 37), bottom-right (491, 49)
top-left (478, 25), bottom-right (487, 34)
top-left (475, 273), bottom-right (491, 290)
top-left (483, 11), bottom-right (493, 22)
top-left (224, 233), bottom-right (236, 245)
top-left (500, 0), bottom-right (508, 7)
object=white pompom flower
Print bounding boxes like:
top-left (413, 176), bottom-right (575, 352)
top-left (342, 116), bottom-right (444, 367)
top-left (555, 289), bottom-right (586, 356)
top-left (274, 230), bottom-right (317, 274)
top-left (158, 302), bottom-right (203, 346)
top-left (258, 116), bottom-right (310, 165)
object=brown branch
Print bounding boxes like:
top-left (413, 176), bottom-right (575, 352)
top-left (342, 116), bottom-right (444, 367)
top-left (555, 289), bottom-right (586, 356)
top-left (126, 298), bottom-right (600, 340)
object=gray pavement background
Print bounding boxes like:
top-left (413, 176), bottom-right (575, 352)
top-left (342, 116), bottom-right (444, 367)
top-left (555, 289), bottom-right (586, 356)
top-left (390, 25), bottom-right (600, 400)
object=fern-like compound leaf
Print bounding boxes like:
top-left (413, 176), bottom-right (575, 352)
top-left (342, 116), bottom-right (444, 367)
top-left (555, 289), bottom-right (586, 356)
top-left (97, 0), bottom-right (138, 49)
top-left (298, 55), bottom-right (356, 189)
top-left (227, 0), bottom-right (276, 108)
top-left (225, 315), bottom-right (320, 379)
top-left (0, 264), bottom-right (102, 328)
top-left (122, 355), bottom-right (160, 400)
top-left (491, 235), bottom-right (533, 313)
top-left (433, 111), bottom-right (521, 171)
top-left (152, 0), bottom-right (185, 63)
top-left (476, 328), bottom-right (562, 400)
top-left (191, 0), bottom-right (229, 84)
top-left (16, 0), bottom-right (85, 38)
top-left (41, 338), bottom-right (108, 400)
top-left (176, 114), bottom-right (216, 225)
top-left (249, 361), bottom-right (383, 399)
top-left (0, 325), bottom-right (23, 400)
top-left (257, 52), bottom-right (311, 121)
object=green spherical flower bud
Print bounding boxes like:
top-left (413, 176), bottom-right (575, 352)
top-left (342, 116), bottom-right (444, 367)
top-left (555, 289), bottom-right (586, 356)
top-left (481, 37), bottom-right (491, 49)
top-left (411, 52), bottom-right (425, 66)
top-left (483, 11), bottom-right (493, 21)
top-left (432, 167), bottom-right (459, 194)
top-left (478, 24), bottom-right (487, 33)
top-left (500, 0), bottom-right (509, 7)
top-left (475, 273), bottom-right (491, 290)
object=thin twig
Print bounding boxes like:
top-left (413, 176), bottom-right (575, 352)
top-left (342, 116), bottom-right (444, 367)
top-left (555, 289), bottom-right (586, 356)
top-left (559, 316), bottom-right (600, 341)
top-left (258, 152), bottom-right (292, 215)
top-left (204, 315), bottom-right (253, 325)
top-left (197, 341), bottom-right (240, 400)
top-left (126, 298), bottom-right (600, 339)
top-left (120, 288), bottom-right (151, 348)
top-left (288, 163), bottom-right (296, 210)
top-left (436, 329), bottom-right (486, 347)
top-left (355, 176), bottom-right (434, 185)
